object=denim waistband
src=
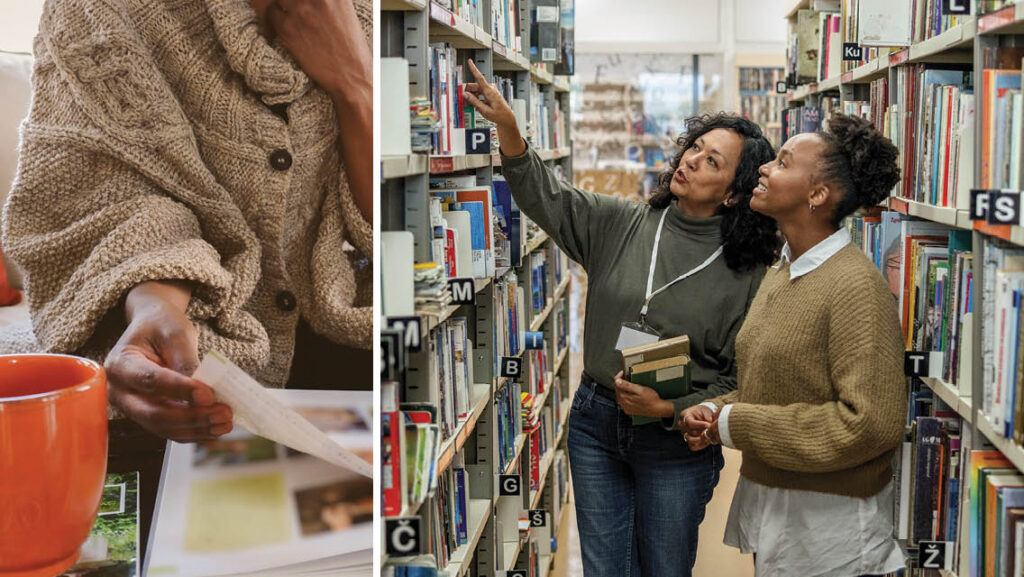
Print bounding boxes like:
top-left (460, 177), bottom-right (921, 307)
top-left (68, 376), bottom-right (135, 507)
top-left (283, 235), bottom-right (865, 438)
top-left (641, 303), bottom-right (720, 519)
top-left (580, 371), bottom-right (617, 403)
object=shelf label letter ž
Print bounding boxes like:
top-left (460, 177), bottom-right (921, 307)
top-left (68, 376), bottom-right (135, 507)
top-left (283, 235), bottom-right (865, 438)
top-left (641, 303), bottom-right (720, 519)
top-left (918, 541), bottom-right (953, 569)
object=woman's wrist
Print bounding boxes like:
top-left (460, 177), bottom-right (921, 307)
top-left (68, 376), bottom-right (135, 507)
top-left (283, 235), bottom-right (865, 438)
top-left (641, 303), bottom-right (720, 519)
top-left (328, 77), bottom-right (372, 115)
top-left (497, 124), bottom-right (526, 157)
top-left (656, 398), bottom-right (675, 419)
top-left (125, 280), bottom-right (193, 322)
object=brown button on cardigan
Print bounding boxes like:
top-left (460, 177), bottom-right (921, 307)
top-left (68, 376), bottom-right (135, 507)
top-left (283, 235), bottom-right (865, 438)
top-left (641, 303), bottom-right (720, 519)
top-left (2, 0), bottom-right (373, 387)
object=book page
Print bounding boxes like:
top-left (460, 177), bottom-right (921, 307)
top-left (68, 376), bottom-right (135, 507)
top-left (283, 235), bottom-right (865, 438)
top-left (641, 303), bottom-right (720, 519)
top-left (145, 389), bottom-right (372, 577)
top-left (193, 351), bottom-right (372, 478)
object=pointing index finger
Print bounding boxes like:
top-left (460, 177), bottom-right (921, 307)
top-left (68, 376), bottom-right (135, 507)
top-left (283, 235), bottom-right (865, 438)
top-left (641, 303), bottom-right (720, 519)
top-left (467, 59), bottom-right (488, 87)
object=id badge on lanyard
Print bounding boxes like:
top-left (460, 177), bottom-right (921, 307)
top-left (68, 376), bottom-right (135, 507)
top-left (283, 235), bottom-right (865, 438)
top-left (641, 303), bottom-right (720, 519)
top-left (615, 320), bottom-right (661, 351)
top-left (614, 209), bottom-right (723, 351)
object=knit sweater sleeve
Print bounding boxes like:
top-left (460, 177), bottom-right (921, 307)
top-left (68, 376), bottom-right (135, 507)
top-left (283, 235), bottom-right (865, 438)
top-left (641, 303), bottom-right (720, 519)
top-left (1, 17), bottom-right (238, 356)
top-left (724, 273), bottom-right (907, 473)
top-left (500, 145), bottom-right (634, 271)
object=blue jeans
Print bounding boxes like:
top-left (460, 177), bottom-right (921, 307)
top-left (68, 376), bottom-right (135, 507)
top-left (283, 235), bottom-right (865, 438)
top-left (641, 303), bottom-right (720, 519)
top-left (567, 377), bottom-right (724, 577)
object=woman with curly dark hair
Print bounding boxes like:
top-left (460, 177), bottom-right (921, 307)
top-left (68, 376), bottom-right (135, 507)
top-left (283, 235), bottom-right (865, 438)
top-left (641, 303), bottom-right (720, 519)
top-left (682, 114), bottom-right (907, 576)
top-left (464, 61), bottom-right (778, 576)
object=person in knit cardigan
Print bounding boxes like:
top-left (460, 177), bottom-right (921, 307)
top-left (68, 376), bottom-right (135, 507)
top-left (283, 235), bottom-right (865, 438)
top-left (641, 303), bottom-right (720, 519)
top-left (681, 114), bottom-right (908, 576)
top-left (2, 0), bottom-right (372, 442)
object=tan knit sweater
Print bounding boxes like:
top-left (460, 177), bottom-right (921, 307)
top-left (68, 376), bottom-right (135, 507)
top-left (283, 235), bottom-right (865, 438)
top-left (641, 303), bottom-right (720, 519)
top-left (2, 0), bottom-right (373, 387)
top-left (712, 244), bottom-right (907, 498)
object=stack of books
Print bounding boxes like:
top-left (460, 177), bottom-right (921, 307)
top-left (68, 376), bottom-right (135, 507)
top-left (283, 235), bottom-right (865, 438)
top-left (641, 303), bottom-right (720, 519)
top-left (621, 335), bottom-right (692, 426)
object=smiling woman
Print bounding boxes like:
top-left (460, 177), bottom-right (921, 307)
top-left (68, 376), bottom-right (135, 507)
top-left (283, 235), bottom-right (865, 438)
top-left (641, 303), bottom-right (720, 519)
top-left (681, 114), bottom-right (907, 577)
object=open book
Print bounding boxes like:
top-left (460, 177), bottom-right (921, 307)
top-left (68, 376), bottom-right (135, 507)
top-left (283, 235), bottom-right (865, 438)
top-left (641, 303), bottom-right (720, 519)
top-left (144, 352), bottom-right (372, 576)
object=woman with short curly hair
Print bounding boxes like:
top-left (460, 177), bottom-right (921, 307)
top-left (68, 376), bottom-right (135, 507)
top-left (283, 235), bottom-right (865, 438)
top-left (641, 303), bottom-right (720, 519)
top-left (683, 114), bottom-right (908, 577)
top-left (463, 60), bottom-right (779, 576)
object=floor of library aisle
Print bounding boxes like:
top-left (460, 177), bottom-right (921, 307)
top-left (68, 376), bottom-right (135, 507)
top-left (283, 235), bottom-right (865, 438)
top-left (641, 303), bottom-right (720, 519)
top-left (552, 357), bottom-right (752, 576)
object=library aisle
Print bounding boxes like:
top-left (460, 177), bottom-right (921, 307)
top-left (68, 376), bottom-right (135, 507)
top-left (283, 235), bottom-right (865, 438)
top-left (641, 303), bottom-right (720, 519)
top-left (552, 447), bottom-right (751, 577)
top-left (374, 0), bottom-right (1024, 575)
top-left (378, 1), bottom-right (791, 576)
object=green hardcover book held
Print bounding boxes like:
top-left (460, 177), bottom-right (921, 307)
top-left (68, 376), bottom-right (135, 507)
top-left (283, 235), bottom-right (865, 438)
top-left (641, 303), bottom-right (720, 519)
top-left (629, 355), bottom-right (691, 426)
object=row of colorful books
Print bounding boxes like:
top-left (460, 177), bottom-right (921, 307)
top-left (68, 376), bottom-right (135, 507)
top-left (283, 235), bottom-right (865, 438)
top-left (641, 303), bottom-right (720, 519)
top-left (435, 0), bottom-right (485, 30)
top-left (839, 0), bottom-right (884, 73)
top-left (789, 1), bottom-right (970, 85)
top-left (891, 65), bottom-right (973, 208)
top-left (738, 66), bottom-right (786, 145)
top-left (491, 0), bottom-right (519, 52)
top-left (529, 249), bottom-right (550, 315)
top-left (848, 213), bottom-right (974, 389)
top-left (981, 239), bottom-right (1024, 444)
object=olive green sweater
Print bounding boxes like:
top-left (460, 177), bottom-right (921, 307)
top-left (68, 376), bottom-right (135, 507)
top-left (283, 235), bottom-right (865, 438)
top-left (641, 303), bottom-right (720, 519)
top-left (712, 244), bottom-right (908, 498)
top-left (501, 147), bottom-right (763, 421)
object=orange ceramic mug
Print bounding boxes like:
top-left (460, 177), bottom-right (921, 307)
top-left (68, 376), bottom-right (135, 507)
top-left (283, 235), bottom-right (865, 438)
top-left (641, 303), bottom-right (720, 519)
top-left (0, 354), bottom-right (108, 577)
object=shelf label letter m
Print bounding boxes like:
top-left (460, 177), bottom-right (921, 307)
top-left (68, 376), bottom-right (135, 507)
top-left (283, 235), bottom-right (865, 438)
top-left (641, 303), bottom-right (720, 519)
top-left (448, 278), bottom-right (475, 305)
top-left (387, 317), bottom-right (422, 352)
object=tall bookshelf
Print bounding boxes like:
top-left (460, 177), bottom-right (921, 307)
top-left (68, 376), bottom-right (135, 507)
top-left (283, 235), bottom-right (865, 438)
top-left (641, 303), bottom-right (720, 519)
top-left (781, 2), bottom-right (1024, 575)
top-left (380, 1), bottom-right (576, 575)
top-left (735, 54), bottom-right (787, 147)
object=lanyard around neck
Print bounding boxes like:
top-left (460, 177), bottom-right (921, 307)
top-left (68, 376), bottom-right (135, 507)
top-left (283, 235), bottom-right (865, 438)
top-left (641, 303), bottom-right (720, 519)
top-left (641, 208), bottom-right (724, 320)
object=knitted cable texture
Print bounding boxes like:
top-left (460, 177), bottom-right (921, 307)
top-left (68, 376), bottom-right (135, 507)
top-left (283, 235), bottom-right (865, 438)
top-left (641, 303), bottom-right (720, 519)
top-left (2, 0), bottom-right (373, 387)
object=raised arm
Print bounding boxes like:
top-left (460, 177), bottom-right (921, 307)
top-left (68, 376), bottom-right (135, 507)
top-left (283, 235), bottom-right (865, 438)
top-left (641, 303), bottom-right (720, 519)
top-left (463, 60), bottom-right (631, 269)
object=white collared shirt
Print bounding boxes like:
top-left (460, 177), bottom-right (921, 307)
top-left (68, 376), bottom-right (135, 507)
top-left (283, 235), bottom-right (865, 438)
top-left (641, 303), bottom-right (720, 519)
top-left (699, 226), bottom-right (905, 576)
top-left (776, 226), bottom-right (852, 280)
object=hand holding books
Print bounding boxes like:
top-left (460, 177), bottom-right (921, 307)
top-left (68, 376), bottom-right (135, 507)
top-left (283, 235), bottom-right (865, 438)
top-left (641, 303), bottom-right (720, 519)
top-left (619, 335), bottom-right (692, 426)
top-left (612, 370), bottom-right (674, 419)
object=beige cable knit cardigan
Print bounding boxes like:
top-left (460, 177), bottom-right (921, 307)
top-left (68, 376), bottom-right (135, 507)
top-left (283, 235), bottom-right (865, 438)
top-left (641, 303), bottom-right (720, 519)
top-left (2, 0), bottom-right (373, 387)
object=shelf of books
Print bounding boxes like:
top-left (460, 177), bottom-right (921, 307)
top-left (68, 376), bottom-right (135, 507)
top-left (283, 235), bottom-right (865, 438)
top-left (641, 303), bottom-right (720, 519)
top-left (736, 55), bottom-right (787, 147)
top-left (380, 1), bottom-right (576, 575)
top-left (783, 1), bottom-right (1024, 574)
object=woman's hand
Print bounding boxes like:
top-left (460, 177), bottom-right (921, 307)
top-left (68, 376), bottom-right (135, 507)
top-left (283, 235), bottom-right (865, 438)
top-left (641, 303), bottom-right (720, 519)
top-left (613, 371), bottom-right (674, 418)
top-left (267, 0), bottom-right (371, 106)
top-left (681, 405), bottom-right (720, 451)
top-left (463, 60), bottom-right (527, 157)
top-left (105, 281), bottom-right (233, 442)
top-left (679, 404), bottom-right (715, 433)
